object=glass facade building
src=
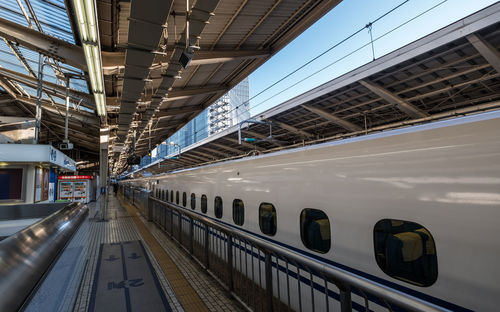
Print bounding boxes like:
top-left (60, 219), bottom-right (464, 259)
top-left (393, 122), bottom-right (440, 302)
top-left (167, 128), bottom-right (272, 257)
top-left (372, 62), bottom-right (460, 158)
top-left (208, 77), bottom-right (250, 135)
top-left (136, 78), bottom-right (249, 169)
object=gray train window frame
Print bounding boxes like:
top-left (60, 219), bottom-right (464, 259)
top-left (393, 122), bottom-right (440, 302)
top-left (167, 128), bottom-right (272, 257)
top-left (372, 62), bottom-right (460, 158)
top-left (176, 191), bottom-right (179, 205)
top-left (190, 193), bottom-right (196, 210)
top-left (182, 192), bottom-right (187, 207)
top-left (214, 196), bottom-right (223, 219)
top-left (373, 219), bottom-right (438, 287)
top-left (300, 208), bottom-right (331, 254)
top-left (232, 199), bottom-right (244, 226)
top-left (259, 203), bottom-right (277, 236)
top-left (201, 195), bottom-right (207, 213)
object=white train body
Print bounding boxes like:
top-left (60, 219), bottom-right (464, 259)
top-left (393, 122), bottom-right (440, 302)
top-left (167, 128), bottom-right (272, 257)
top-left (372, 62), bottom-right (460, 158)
top-left (128, 111), bottom-right (500, 311)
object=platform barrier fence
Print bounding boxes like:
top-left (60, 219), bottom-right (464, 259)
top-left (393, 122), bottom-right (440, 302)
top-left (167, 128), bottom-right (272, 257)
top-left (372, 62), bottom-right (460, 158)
top-left (0, 202), bottom-right (88, 311)
top-left (121, 186), bottom-right (448, 312)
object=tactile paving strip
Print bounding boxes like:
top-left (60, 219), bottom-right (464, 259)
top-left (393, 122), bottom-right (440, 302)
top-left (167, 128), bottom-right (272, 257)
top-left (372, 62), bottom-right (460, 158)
top-left (121, 198), bottom-right (245, 312)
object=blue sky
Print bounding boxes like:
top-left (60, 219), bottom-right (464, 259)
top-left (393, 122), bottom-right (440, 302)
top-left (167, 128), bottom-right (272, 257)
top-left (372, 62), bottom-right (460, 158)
top-left (248, 0), bottom-right (498, 116)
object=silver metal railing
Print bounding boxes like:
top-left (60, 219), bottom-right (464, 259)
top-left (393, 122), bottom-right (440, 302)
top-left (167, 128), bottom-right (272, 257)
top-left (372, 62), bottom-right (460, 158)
top-left (0, 202), bottom-right (88, 311)
top-left (124, 188), bottom-right (450, 312)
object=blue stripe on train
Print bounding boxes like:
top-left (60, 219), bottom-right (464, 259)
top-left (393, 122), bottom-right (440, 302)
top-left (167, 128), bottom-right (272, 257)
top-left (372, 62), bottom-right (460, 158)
top-left (151, 201), bottom-right (473, 312)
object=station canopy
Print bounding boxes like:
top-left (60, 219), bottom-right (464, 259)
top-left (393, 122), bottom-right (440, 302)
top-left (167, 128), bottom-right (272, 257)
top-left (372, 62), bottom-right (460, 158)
top-left (0, 0), bottom-right (342, 172)
top-left (127, 4), bottom-right (500, 177)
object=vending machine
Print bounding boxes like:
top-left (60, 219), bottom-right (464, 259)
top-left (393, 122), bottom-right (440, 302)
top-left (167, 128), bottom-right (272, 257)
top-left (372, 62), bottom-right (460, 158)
top-left (57, 175), bottom-right (95, 203)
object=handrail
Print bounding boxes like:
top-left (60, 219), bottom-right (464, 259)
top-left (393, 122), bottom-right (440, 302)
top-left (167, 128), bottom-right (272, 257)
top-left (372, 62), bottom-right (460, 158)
top-left (149, 196), bottom-right (450, 312)
top-left (0, 202), bottom-right (88, 311)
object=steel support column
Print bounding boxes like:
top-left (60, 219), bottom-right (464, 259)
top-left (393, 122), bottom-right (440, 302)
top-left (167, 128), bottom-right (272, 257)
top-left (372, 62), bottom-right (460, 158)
top-left (34, 53), bottom-right (44, 144)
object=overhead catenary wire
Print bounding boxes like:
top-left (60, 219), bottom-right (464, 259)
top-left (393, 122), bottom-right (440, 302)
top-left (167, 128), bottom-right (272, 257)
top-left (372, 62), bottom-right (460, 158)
top-left (157, 0), bottom-right (413, 148)
top-left (125, 0), bottom-right (450, 174)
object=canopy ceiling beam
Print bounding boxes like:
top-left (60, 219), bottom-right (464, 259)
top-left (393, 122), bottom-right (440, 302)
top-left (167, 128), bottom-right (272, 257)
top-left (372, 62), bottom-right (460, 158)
top-left (0, 66), bottom-right (93, 107)
top-left (184, 151), bottom-right (213, 162)
top-left (0, 17), bottom-right (86, 70)
top-left (359, 80), bottom-right (428, 118)
top-left (154, 105), bottom-right (204, 118)
top-left (102, 49), bottom-right (271, 68)
top-left (271, 119), bottom-right (314, 139)
top-left (209, 142), bottom-right (244, 155)
top-left (301, 104), bottom-right (362, 132)
top-left (11, 95), bottom-right (99, 127)
top-left (466, 33), bottom-right (500, 73)
top-left (198, 146), bottom-right (231, 157)
top-left (107, 85), bottom-right (226, 107)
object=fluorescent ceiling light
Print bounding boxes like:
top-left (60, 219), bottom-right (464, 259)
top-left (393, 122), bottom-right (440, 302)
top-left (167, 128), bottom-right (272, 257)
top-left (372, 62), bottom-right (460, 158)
top-left (73, 0), bottom-right (106, 117)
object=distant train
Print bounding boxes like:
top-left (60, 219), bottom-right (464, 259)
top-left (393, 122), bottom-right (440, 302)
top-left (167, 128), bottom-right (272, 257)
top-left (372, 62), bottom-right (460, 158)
top-left (125, 110), bottom-right (500, 311)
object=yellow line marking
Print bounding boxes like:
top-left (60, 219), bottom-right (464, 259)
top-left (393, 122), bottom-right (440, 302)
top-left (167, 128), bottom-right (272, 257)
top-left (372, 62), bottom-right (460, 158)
top-left (119, 196), bottom-right (208, 312)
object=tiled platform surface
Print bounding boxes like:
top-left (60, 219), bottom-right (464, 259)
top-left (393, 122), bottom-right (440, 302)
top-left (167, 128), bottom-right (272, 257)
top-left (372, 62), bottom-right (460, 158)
top-left (25, 194), bottom-right (244, 312)
top-left (128, 201), bottom-right (245, 312)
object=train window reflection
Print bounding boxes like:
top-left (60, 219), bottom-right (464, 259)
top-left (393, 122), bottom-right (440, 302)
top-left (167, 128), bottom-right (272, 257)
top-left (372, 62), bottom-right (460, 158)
top-left (300, 209), bottom-right (331, 253)
top-left (214, 196), bottom-right (223, 219)
top-left (232, 199), bottom-right (244, 226)
top-left (201, 195), bottom-right (207, 213)
top-left (176, 191), bottom-right (179, 205)
top-left (191, 193), bottom-right (196, 210)
top-left (259, 203), bottom-right (276, 236)
top-left (182, 192), bottom-right (187, 207)
top-left (373, 219), bottom-right (438, 287)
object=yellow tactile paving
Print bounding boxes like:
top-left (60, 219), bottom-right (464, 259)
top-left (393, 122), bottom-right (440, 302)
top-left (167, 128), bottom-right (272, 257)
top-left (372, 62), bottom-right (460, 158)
top-left (119, 197), bottom-right (209, 312)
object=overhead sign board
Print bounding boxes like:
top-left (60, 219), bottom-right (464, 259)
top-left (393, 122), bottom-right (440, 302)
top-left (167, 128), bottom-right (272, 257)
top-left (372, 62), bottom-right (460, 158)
top-left (58, 175), bottom-right (94, 180)
top-left (0, 144), bottom-right (76, 171)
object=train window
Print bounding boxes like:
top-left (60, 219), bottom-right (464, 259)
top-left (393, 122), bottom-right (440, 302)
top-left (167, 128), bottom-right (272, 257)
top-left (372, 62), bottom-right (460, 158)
top-left (214, 196), bottom-right (223, 219)
top-left (259, 203), bottom-right (277, 236)
top-left (170, 190), bottom-right (173, 202)
top-left (190, 193), bottom-right (196, 210)
top-left (155, 189), bottom-right (158, 198)
top-left (166, 189), bottom-right (169, 201)
top-left (201, 195), bottom-right (207, 213)
top-left (176, 191), bottom-right (179, 205)
top-left (373, 219), bottom-right (438, 287)
top-left (232, 199), bottom-right (244, 226)
top-left (182, 192), bottom-right (187, 207)
top-left (162, 190), bottom-right (165, 201)
top-left (300, 209), bottom-right (331, 253)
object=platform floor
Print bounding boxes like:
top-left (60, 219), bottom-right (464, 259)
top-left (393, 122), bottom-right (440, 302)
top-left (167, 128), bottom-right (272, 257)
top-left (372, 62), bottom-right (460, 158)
top-left (25, 194), bottom-right (244, 312)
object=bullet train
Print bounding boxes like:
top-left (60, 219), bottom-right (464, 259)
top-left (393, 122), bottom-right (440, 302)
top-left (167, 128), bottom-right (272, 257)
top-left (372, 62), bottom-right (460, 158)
top-left (124, 110), bottom-right (500, 311)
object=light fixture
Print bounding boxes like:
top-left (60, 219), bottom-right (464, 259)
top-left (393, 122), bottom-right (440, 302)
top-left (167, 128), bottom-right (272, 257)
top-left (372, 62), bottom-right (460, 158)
top-left (72, 0), bottom-right (106, 116)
